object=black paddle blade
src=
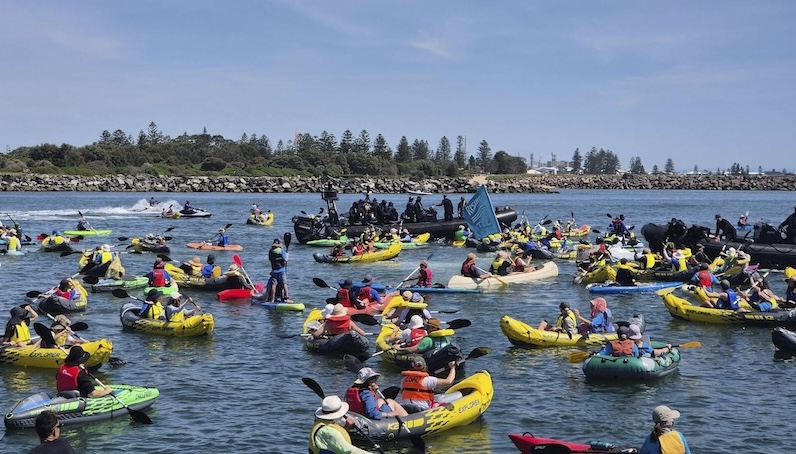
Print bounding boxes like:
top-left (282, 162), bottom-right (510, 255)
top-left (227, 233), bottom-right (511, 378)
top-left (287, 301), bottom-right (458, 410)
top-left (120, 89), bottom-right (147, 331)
top-left (606, 213), bottom-right (613, 218)
top-left (542, 219), bottom-right (553, 225)
top-left (33, 323), bottom-right (57, 347)
top-left (82, 275), bottom-right (100, 285)
top-left (156, 254), bottom-right (172, 262)
top-left (343, 354), bottom-right (364, 372)
top-left (108, 357), bottom-right (126, 367)
top-left (381, 386), bottom-right (400, 400)
top-left (127, 408), bottom-right (153, 424)
top-left (466, 347), bottom-right (492, 360)
top-left (395, 415), bottom-right (426, 451)
top-left (165, 227), bottom-right (176, 232)
top-left (26, 290), bottom-right (41, 298)
top-left (111, 289), bottom-right (130, 298)
top-left (302, 377), bottom-right (325, 398)
top-left (313, 277), bottom-right (331, 289)
top-left (446, 319), bottom-right (471, 330)
top-left (351, 314), bottom-right (379, 326)
top-left (284, 232), bottom-right (292, 251)
top-left (60, 250), bottom-right (78, 257)
top-left (70, 322), bottom-right (89, 331)
top-left (117, 236), bottom-right (129, 241)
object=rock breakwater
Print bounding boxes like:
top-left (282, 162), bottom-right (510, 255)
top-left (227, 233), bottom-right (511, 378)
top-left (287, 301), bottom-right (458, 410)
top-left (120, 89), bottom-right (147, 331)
top-left (1, 173), bottom-right (795, 193)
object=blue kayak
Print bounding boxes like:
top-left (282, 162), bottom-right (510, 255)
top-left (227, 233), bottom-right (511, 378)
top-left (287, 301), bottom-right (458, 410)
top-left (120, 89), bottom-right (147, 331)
top-left (586, 281), bottom-right (682, 294)
top-left (342, 281), bottom-right (482, 294)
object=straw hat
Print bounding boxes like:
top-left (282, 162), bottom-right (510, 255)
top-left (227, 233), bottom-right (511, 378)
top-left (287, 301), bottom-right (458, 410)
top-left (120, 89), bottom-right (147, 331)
top-left (425, 318), bottom-right (442, 330)
top-left (188, 257), bottom-right (202, 267)
top-left (467, 252), bottom-right (477, 260)
top-left (402, 290), bottom-right (413, 300)
top-left (331, 303), bottom-right (347, 316)
top-left (101, 244), bottom-right (111, 252)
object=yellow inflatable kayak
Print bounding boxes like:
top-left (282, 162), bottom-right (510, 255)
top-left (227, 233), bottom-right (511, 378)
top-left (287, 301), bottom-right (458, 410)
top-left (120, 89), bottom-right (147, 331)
top-left (313, 242), bottom-right (402, 264)
top-left (119, 302), bottom-right (214, 336)
top-left (659, 287), bottom-right (793, 326)
top-left (500, 315), bottom-right (619, 348)
top-left (573, 265), bottom-right (616, 285)
top-left (0, 339), bottom-right (113, 370)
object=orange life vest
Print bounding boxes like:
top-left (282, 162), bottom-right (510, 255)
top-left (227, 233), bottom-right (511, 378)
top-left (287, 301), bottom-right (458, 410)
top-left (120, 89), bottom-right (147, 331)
top-left (401, 370), bottom-right (434, 402)
top-left (608, 339), bottom-right (635, 356)
top-left (326, 315), bottom-right (351, 335)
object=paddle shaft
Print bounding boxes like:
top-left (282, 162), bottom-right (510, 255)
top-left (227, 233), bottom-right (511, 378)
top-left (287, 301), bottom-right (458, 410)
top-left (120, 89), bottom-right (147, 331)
top-left (84, 369), bottom-right (153, 424)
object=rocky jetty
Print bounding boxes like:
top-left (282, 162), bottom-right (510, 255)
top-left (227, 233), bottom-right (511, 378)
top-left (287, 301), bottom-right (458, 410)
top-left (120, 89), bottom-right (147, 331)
top-left (1, 173), bottom-right (795, 193)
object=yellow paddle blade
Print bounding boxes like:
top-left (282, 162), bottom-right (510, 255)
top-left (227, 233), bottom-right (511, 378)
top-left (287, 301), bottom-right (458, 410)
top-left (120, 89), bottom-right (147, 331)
top-left (568, 351), bottom-right (592, 363)
top-left (656, 286), bottom-right (678, 296)
top-left (676, 341), bottom-right (702, 349)
top-left (494, 276), bottom-right (509, 286)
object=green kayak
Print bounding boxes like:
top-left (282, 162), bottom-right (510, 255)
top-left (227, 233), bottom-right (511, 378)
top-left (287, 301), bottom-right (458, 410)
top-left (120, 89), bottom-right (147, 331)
top-left (63, 229), bottom-right (112, 237)
top-left (306, 236), bottom-right (349, 247)
top-left (90, 276), bottom-right (149, 293)
top-left (4, 384), bottom-right (159, 429)
top-left (143, 282), bottom-right (180, 297)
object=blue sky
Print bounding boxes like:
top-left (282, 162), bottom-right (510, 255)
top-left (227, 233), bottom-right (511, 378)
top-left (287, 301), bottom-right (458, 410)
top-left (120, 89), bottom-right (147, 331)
top-left (1, 1), bottom-right (793, 172)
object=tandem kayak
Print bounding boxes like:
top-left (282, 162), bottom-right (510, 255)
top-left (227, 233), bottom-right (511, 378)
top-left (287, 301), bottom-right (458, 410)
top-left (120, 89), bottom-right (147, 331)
top-left (246, 212), bottom-right (274, 225)
top-left (342, 280), bottom-right (482, 294)
top-left (89, 275), bottom-right (149, 293)
top-left (0, 339), bottom-right (113, 370)
top-left (119, 302), bottom-right (214, 336)
top-left (63, 229), bottom-right (112, 237)
top-left (499, 314), bottom-right (645, 348)
top-left (509, 433), bottom-right (638, 454)
top-left (447, 261), bottom-right (559, 289)
top-left (373, 232), bottom-right (431, 249)
top-left (313, 242), bottom-right (402, 264)
top-left (38, 280), bottom-right (89, 313)
top-left (4, 384), bottom-right (159, 429)
top-left (375, 323), bottom-right (464, 375)
top-left (302, 309), bottom-right (370, 357)
top-left (186, 242), bottom-right (244, 251)
top-left (587, 281), bottom-right (682, 294)
top-left (660, 287), bottom-right (796, 327)
top-left (582, 343), bottom-right (681, 380)
top-left (347, 370), bottom-right (493, 442)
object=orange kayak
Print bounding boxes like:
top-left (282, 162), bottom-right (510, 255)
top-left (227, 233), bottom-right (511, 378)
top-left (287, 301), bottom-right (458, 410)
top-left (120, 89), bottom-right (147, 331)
top-left (186, 242), bottom-right (244, 251)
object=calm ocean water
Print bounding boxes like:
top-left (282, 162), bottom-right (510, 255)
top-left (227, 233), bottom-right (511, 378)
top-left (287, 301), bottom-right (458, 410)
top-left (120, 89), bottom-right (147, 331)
top-left (1, 189), bottom-right (795, 454)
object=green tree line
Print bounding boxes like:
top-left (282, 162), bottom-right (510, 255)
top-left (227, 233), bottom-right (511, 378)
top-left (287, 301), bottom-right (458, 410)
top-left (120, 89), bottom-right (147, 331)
top-left (0, 123), bottom-right (527, 178)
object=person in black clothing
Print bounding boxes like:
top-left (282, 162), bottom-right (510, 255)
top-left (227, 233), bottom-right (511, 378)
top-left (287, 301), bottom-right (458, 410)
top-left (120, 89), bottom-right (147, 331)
top-left (414, 197), bottom-right (425, 221)
top-left (778, 205), bottom-right (796, 244)
top-left (457, 197), bottom-right (466, 219)
top-left (385, 202), bottom-right (399, 222)
top-left (29, 411), bottom-right (75, 454)
top-left (404, 197), bottom-right (416, 222)
top-left (714, 214), bottom-right (737, 241)
top-left (437, 195), bottom-right (454, 221)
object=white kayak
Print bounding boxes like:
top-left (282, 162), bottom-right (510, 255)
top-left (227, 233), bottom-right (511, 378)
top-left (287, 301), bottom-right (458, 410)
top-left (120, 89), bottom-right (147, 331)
top-left (446, 261), bottom-right (559, 289)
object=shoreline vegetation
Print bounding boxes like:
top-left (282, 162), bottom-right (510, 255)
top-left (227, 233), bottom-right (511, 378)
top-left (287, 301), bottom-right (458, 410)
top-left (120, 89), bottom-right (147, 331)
top-left (3, 173), bottom-right (796, 193)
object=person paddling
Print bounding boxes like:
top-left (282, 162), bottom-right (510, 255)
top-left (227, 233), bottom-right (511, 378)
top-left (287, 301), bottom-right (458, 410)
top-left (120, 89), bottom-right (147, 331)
top-left (56, 346), bottom-right (113, 398)
top-left (309, 396), bottom-right (375, 454)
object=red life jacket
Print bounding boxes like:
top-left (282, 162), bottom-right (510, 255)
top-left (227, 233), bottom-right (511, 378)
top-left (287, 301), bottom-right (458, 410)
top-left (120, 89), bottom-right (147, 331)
top-left (418, 269), bottom-right (432, 287)
top-left (513, 257), bottom-right (526, 272)
top-left (56, 364), bottom-right (81, 393)
top-left (697, 270), bottom-right (713, 288)
top-left (461, 260), bottom-right (476, 277)
top-left (407, 328), bottom-right (427, 347)
top-left (337, 288), bottom-right (354, 308)
top-left (326, 316), bottom-right (351, 335)
top-left (150, 269), bottom-right (166, 287)
top-left (55, 289), bottom-right (72, 299)
top-left (358, 286), bottom-right (372, 304)
top-left (554, 230), bottom-right (563, 240)
top-left (353, 245), bottom-right (365, 256)
top-left (401, 370), bottom-right (434, 402)
top-left (344, 387), bottom-right (365, 415)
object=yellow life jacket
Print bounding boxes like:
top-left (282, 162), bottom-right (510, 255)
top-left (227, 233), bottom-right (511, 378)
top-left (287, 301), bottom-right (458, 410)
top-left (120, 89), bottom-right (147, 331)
top-left (99, 251), bottom-right (113, 264)
top-left (168, 310), bottom-right (185, 322)
top-left (53, 235), bottom-right (65, 245)
top-left (142, 302), bottom-right (164, 320)
top-left (658, 430), bottom-right (686, 454)
top-left (642, 253), bottom-right (657, 269)
top-left (555, 310), bottom-right (577, 329)
top-left (211, 266), bottom-right (222, 278)
top-left (8, 236), bottom-right (21, 251)
top-left (308, 421), bottom-right (352, 454)
top-left (10, 322), bottom-right (32, 343)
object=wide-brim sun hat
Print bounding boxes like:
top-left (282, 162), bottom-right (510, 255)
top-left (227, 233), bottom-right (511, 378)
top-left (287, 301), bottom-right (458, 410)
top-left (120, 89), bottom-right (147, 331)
top-left (331, 303), bottom-right (347, 316)
top-left (64, 346), bottom-right (91, 366)
top-left (315, 396), bottom-right (350, 420)
top-left (652, 405), bottom-right (681, 424)
top-left (409, 315), bottom-right (424, 329)
top-left (354, 367), bottom-right (381, 385)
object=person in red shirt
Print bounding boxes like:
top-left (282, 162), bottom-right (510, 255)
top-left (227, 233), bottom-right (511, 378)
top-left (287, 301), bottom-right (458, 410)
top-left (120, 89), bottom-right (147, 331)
top-left (55, 346), bottom-right (112, 398)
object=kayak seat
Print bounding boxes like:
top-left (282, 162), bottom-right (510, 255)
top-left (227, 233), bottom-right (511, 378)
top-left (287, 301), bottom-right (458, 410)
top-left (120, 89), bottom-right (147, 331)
top-left (57, 390), bottom-right (81, 399)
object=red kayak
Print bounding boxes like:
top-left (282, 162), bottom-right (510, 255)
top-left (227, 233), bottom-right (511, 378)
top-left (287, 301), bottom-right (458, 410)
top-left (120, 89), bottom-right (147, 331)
top-left (508, 433), bottom-right (637, 454)
top-left (217, 283), bottom-right (264, 301)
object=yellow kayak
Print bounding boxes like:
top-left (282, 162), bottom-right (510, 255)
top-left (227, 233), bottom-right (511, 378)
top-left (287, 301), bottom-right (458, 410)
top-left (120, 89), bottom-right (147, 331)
top-left (0, 339), bottom-right (113, 370)
top-left (446, 261), bottom-right (559, 289)
top-left (313, 242), bottom-right (402, 264)
top-left (246, 212), bottom-right (274, 226)
top-left (573, 265), bottom-right (616, 285)
top-left (119, 302), bottom-right (214, 337)
top-left (659, 287), bottom-right (790, 326)
top-left (500, 315), bottom-right (619, 348)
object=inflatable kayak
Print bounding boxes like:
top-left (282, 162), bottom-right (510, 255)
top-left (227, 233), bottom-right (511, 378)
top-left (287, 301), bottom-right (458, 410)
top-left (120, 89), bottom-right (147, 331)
top-left (40, 236), bottom-right (73, 253)
top-left (186, 242), bottom-right (244, 251)
top-left (167, 265), bottom-right (248, 292)
top-left (90, 275), bottom-right (149, 293)
top-left (142, 282), bottom-right (180, 297)
top-left (246, 212), bottom-right (274, 226)
top-left (161, 211), bottom-right (181, 219)
top-left (119, 302), bottom-right (214, 336)
top-left (772, 327), bottom-right (796, 352)
top-left (306, 237), bottom-right (349, 247)
top-left (509, 433), bottom-right (638, 454)
top-left (128, 238), bottom-right (170, 254)
top-left (581, 343), bottom-right (681, 380)
top-left (343, 280), bottom-right (482, 294)
top-left (573, 265), bottom-right (616, 285)
top-left (301, 309), bottom-right (370, 357)
top-left (587, 281), bottom-right (682, 294)
top-left (63, 229), bottom-right (112, 237)
top-left (373, 232), bottom-right (431, 249)
top-left (4, 384), bottom-right (159, 429)
top-left (179, 208), bottom-right (212, 218)
top-left (0, 339), bottom-right (113, 370)
top-left (38, 280), bottom-right (89, 313)
top-left (660, 287), bottom-right (796, 327)
top-left (447, 261), bottom-right (559, 289)
top-left (313, 242), bottom-right (402, 264)
top-left (347, 370), bottom-right (493, 442)
top-left (500, 314), bottom-right (645, 348)
top-left (375, 323), bottom-right (464, 375)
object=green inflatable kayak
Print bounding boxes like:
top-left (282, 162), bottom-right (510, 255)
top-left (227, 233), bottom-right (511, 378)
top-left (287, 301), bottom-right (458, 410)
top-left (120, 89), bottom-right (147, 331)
top-left (582, 342), bottom-right (680, 380)
top-left (4, 384), bottom-right (159, 429)
top-left (90, 276), bottom-right (149, 293)
top-left (305, 236), bottom-right (349, 247)
top-left (63, 229), bottom-right (113, 237)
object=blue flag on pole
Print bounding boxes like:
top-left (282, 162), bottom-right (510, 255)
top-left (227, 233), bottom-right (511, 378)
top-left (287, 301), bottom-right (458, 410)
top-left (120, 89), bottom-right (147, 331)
top-left (462, 186), bottom-right (500, 240)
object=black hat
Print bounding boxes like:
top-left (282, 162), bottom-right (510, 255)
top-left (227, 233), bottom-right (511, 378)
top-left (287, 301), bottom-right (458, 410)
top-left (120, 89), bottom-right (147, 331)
top-left (64, 346), bottom-right (90, 366)
top-left (341, 279), bottom-right (353, 288)
top-left (147, 289), bottom-right (163, 302)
